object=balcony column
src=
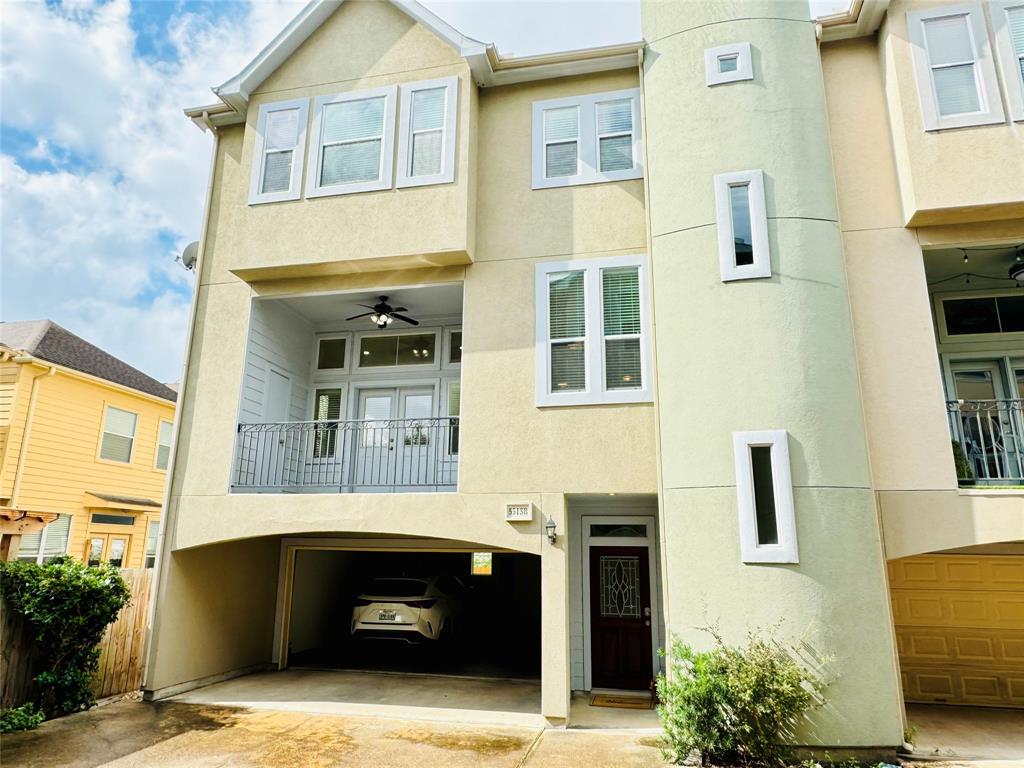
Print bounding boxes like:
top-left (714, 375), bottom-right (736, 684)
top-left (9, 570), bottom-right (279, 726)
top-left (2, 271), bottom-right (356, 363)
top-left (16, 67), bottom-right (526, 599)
top-left (540, 492), bottom-right (570, 724)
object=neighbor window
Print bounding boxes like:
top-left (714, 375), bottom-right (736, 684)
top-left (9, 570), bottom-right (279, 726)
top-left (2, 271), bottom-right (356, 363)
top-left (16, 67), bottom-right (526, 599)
top-left (715, 170), bottom-right (770, 281)
top-left (705, 42), bottom-right (754, 86)
top-left (312, 388), bottom-right (343, 458)
top-left (144, 520), bottom-right (159, 568)
top-left (535, 256), bottom-right (652, 406)
top-left (99, 405), bottom-right (137, 463)
top-left (532, 89), bottom-right (642, 189)
top-left (306, 85), bottom-right (397, 197)
top-left (155, 420), bottom-right (173, 470)
top-left (993, 1), bottom-right (1024, 121)
top-left (733, 430), bottom-right (798, 564)
top-left (16, 514), bottom-right (71, 564)
top-left (358, 332), bottom-right (437, 368)
top-left (907, 5), bottom-right (1004, 130)
top-left (248, 98), bottom-right (308, 204)
top-left (397, 76), bottom-right (459, 187)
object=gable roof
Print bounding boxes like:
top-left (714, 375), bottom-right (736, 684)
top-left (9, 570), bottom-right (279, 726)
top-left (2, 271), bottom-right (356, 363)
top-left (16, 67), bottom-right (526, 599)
top-left (0, 320), bottom-right (178, 403)
top-left (188, 0), bottom-right (643, 128)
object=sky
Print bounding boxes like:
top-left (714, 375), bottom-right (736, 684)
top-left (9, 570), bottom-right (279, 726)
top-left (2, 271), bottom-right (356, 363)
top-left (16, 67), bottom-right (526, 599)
top-left (0, 0), bottom-right (846, 384)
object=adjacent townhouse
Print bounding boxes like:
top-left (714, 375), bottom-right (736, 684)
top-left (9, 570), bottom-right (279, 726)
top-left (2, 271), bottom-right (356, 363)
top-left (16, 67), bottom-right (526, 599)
top-left (0, 321), bottom-right (177, 568)
top-left (146, 0), bottom-right (1024, 752)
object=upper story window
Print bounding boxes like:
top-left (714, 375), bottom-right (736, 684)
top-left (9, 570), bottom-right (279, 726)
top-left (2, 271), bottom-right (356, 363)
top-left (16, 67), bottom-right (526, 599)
top-left (99, 405), bottom-right (137, 463)
top-left (248, 98), bottom-right (309, 204)
top-left (936, 290), bottom-right (1024, 341)
top-left (715, 170), bottom-right (771, 281)
top-left (531, 89), bottom-right (643, 189)
top-left (993, 1), bottom-right (1024, 121)
top-left (397, 76), bottom-right (459, 187)
top-left (306, 86), bottom-right (398, 198)
top-left (315, 334), bottom-right (349, 373)
top-left (732, 430), bottom-right (798, 564)
top-left (907, 4), bottom-right (1005, 130)
top-left (155, 420), bottom-right (173, 471)
top-left (535, 255), bottom-right (652, 406)
top-left (357, 330), bottom-right (439, 369)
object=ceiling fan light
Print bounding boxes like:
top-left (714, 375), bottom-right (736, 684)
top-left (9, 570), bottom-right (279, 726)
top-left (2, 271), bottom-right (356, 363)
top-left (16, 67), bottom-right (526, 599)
top-left (369, 314), bottom-right (379, 324)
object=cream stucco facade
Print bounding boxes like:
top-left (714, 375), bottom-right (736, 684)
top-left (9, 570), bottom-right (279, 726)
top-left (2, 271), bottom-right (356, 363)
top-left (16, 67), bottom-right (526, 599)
top-left (147, 0), bottom-right (1024, 747)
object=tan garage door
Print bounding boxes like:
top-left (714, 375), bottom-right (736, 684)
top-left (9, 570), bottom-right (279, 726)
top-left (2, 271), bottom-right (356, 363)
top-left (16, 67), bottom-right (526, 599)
top-left (889, 554), bottom-right (1024, 708)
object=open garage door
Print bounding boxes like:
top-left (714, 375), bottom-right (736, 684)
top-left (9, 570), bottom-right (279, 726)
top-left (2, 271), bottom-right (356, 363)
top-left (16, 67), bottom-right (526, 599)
top-left (284, 548), bottom-right (540, 680)
top-left (890, 553), bottom-right (1024, 708)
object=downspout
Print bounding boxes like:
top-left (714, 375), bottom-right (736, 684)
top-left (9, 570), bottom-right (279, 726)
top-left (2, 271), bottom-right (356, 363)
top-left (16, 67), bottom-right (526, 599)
top-left (10, 362), bottom-right (57, 509)
top-left (141, 113), bottom-right (220, 695)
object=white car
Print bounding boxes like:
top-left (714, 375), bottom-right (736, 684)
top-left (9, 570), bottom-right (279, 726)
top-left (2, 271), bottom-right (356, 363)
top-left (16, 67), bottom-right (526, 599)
top-left (351, 576), bottom-right (465, 643)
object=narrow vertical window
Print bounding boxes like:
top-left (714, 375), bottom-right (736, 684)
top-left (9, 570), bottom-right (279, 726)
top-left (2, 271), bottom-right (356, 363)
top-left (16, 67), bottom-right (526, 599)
top-left (544, 106), bottom-right (580, 179)
top-left (145, 520), bottom-right (160, 568)
top-left (156, 420), bottom-right (173, 470)
top-left (993, 1), bottom-right (1024, 121)
top-left (728, 183), bottom-right (753, 267)
top-left (397, 76), bottom-right (459, 187)
top-left (715, 170), bottom-right (769, 281)
top-left (1010, 6), bottom-right (1024, 85)
top-left (447, 381), bottom-right (461, 455)
top-left (548, 271), bottom-right (587, 392)
top-left (596, 100), bottom-right (634, 172)
top-left (733, 430), bottom-right (797, 563)
top-left (313, 388), bottom-right (343, 458)
top-left (100, 406), bottom-right (137, 463)
top-left (249, 98), bottom-right (308, 204)
top-left (923, 14), bottom-right (981, 116)
top-left (602, 267), bottom-right (642, 390)
top-left (749, 446), bottom-right (778, 545)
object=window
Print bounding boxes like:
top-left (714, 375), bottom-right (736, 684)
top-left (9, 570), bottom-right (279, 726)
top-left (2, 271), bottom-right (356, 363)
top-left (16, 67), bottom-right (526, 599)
top-left (16, 514), bottom-right (71, 564)
top-left (306, 85), bottom-right (397, 198)
top-left (907, 4), bottom-right (1004, 130)
top-left (248, 98), bottom-right (308, 204)
top-left (733, 430), bottom-right (798, 564)
top-left (396, 76), bottom-right (459, 187)
top-left (535, 255), bottom-right (652, 406)
top-left (446, 329), bottom-right (463, 366)
top-left (715, 170), bottom-right (770, 281)
top-left (357, 332), bottom-right (437, 368)
top-left (91, 513), bottom-right (134, 525)
top-left (312, 388), bottom-right (343, 458)
top-left (155, 420), bottom-right (173, 470)
top-left (939, 293), bottom-right (1024, 339)
top-left (532, 89), bottom-right (643, 189)
top-left (144, 520), bottom-right (159, 568)
top-left (315, 335), bottom-right (348, 372)
top-left (447, 380), bottom-right (460, 455)
top-left (99, 406), bottom-right (137, 463)
top-left (705, 42), bottom-right (754, 86)
top-left (993, 1), bottom-right (1024, 121)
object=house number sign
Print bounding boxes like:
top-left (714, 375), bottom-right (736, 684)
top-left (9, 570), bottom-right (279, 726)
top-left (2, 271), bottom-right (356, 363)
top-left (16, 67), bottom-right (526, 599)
top-left (505, 502), bottom-right (533, 522)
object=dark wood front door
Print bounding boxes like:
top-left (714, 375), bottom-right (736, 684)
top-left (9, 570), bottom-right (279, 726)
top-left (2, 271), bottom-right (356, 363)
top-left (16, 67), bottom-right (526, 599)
top-left (589, 545), bottom-right (652, 690)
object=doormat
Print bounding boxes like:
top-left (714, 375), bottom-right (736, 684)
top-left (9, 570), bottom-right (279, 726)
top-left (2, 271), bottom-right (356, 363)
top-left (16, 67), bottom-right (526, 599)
top-left (590, 693), bottom-right (654, 709)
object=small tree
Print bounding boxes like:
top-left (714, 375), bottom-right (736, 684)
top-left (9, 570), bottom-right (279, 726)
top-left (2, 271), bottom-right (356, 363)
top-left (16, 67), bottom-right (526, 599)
top-left (656, 628), bottom-right (826, 766)
top-left (0, 557), bottom-right (130, 718)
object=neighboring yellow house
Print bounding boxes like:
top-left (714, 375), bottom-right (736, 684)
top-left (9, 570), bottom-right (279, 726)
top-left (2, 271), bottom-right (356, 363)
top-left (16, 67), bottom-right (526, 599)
top-left (0, 321), bottom-right (177, 569)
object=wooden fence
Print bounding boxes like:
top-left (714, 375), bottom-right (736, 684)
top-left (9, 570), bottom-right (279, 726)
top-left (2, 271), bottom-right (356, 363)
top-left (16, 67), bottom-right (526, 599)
top-left (0, 567), bottom-right (153, 708)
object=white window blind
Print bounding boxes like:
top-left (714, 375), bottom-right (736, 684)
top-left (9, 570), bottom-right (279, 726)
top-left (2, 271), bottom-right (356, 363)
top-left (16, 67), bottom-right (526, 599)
top-left (923, 14), bottom-right (981, 116)
top-left (548, 271), bottom-right (587, 392)
top-left (16, 514), bottom-right (72, 564)
top-left (1011, 7), bottom-right (1024, 79)
top-left (145, 520), bottom-right (159, 568)
top-left (602, 267), bottom-right (642, 391)
top-left (994, 2), bottom-right (1024, 121)
top-left (313, 388), bottom-right (343, 459)
top-left (156, 420), bottom-right (172, 470)
top-left (411, 88), bottom-right (445, 176)
top-left (397, 76), bottom-right (459, 188)
top-left (544, 107), bottom-right (580, 179)
top-left (100, 406), bottom-right (137, 463)
top-left (596, 100), bottom-right (634, 173)
top-left (249, 98), bottom-right (308, 204)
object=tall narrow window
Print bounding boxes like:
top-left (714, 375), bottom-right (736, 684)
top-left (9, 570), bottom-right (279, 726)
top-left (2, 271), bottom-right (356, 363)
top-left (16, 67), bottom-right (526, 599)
top-left (733, 430), bottom-right (798, 563)
top-left (924, 14), bottom-right (981, 116)
top-left (715, 170), bottom-right (769, 281)
top-left (602, 267), bottom-right (642, 390)
top-left (144, 520), bottom-right (160, 568)
top-left (397, 76), bottom-right (458, 187)
top-left (306, 86), bottom-right (396, 197)
top-left (994, 1), bottom-right (1024, 121)
top-left (313, 388), bottom-right (343, 459)
top-left (16, 514), bottom-right (71, 564)
top-left (544, 106), bottom-right (580, 179)
top-left (447, 381), bottom-right (461, 455)
top-left (248, 98), bottom-right (308, 204)
top-left (100, 406), bottom-right (137, 463)
top-left (548, 271), bottom-right (587, 393)
top-left (596, 100), bottom-right (634, 173)
top-left (155, 420), bottom-right (173, 470)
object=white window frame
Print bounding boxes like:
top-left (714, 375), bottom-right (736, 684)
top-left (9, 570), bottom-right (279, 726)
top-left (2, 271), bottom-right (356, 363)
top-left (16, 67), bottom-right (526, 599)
top-left (715, 169), bottom-right (770, 282)
top-left (705, 42), bottom-right (754, 86)
top-left (16, 514), bottom-right (72, 564)
top-left (396, 76), bottom-right (459, 188)
top-left (992, 0), bottom-right (1024, 122)
top-left (443, 326), bottom-right (463, 370)
top-left (144, 519), bottom-right (160, 568)
top-left (155, 419), bottom-right (173, 471)
top-left (732, 430), bottom-right (798, 564)
top-left (534, 255), bottom-right (653, 407)
top-left (305, 85), bottom-right (398, 198)
top-left (907, 4), bottom-right (1005, 131)
top-left (98, 404), bottom-right (138, 464)
top-left (354, 327), bottom-right (443, 373)
top-left (311, 332), bottom-right (352, 377)
top-left (531, 89), bottom-right (643, 189)
top-left (248, 98), bottom-right (309, 205)
top-left (309, 384), bottom-right (348, 460)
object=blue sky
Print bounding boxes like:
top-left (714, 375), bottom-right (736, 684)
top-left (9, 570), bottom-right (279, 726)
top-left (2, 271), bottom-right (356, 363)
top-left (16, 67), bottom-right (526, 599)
top-left (0, 0), bottom-right (842, 383)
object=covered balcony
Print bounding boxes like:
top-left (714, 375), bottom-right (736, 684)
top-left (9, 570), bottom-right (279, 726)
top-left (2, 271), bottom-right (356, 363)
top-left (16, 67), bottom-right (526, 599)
top-left (233, 284), bottom-right (463, 493)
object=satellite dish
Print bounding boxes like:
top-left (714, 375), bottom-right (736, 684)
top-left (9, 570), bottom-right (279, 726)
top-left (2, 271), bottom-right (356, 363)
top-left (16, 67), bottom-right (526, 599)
top-left (180, 241), bottom-right (199, 271)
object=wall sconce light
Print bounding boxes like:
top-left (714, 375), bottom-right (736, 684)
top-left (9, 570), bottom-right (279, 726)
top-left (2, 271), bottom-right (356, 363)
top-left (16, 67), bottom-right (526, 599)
top-left (545, 515), bottom-right (557, 545)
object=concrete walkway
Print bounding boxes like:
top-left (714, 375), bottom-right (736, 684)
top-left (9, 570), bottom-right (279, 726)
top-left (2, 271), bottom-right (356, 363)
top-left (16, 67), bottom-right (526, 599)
top-left (905, 703), bottom-right (1024, 762)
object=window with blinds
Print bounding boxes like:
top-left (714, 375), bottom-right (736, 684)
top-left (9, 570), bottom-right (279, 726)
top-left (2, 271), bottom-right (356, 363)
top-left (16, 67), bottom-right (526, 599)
top-left (994, 1), bottom-right (1024, 121)
top-left (156, 420), bottom-right (173, 470)
top-left (145, 520), bottom-right (159, 568)
top-left (16, 514), bottom-right (72, 564)
top-left (447, 381), bottom-right (461, 454)
top-left (596, 100), bottom-right (634, 173)
top-left (397, 76), bottom-right (459, 187)
top-left (923, 14), bottom-right (982, 116)
top-left (100, 405), bottom-right (137, 463)
top-left (313, 388), bottom-right (343, 458)
top-left (249, 98), bottom-right (308, 204)
top-left (1010, 6), bottom-right (1024, 83)
top-left (536, 256), bottom-right (651, 406)
top-left (544, 107), bottom-right (580, 179)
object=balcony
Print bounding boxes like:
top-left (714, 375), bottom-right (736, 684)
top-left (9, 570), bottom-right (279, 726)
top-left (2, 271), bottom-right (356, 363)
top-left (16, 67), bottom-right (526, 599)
top-left (947, 399), bottom-right (1024, 486)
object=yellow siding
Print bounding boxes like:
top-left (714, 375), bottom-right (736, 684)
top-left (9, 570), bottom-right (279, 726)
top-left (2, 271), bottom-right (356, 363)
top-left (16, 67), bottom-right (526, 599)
top-left (0, 362), bottom-right (22, 486)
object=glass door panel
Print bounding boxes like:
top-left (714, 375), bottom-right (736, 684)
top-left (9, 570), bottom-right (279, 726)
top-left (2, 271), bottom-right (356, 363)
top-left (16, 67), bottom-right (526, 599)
top-left (354, 390), bottom-right (397, 489)
top-left (86, 537), bottom-right (104, 567)
top-left (398, 389), bottom-right (434, 487)
top-left (951, 362), bottom-right (1018, 481)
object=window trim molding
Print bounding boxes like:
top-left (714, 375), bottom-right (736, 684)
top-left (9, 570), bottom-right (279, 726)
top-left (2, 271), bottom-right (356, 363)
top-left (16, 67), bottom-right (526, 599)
top-left (715, 169), bottom-right (771, 282)
top-left (704, 42), bottom-right (754, 86)
top-left (154, 419), bottom-right (174, 471)
top-left (531, 88), bottom-right (643, 190)
top-left (248, 97), bottom-right (309, 205)
top-left (992, 0), bottom-right (1024, 122)
top-left (907, 3), bottom-right (1006, 131)
top-left (97, 403), bottom-right (138, 465)
top-left (534, 254), bottom-right (653, 407)
top-left (396, 76), bottom-right (459, 188)
top-left (304, 85), bottom-right (398, 199)
top-left (732, 430), bottom-right (798, 564)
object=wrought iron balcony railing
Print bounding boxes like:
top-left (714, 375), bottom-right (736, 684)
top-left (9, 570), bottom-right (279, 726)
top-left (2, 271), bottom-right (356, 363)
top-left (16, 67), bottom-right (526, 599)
top-left (947, 399), bottom-right (1024, 485)
top-left (234, 417), bottom-right (459, 492)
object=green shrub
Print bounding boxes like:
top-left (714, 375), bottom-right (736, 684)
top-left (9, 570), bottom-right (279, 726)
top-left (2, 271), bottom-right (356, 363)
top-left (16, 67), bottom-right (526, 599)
top-left (951, 441), bottom-right (973, 485)
top-left (0, 702), bottom-right (45, 733)
top-left (656, 628), bottom-right (826, 766)
top-left (0, 557), bottom-right (130, 717)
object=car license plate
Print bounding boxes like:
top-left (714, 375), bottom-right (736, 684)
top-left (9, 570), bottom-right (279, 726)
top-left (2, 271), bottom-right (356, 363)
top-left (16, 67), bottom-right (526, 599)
top-left (378, 609), bottom-right (397, 622)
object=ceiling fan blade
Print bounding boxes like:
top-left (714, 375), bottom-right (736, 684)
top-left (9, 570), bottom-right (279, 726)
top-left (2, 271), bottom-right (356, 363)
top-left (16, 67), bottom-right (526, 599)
top-left (392, 307), bottom-right (408, 312)
top-left (390, 313), bottom-right (419, 326)
top-left (345, 312), bottom-right (375, 321)
top-left (357, 304), bottom-right (378, 310)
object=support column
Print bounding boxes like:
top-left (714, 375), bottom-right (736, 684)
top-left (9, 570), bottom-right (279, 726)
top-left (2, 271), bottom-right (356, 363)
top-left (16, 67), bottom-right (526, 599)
top-left (540, 492), bottom-right (570, 724)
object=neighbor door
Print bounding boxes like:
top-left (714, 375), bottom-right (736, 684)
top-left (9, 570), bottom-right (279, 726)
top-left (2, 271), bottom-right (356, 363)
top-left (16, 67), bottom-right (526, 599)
top-left (589, 546), bottom-right (653, 689)
top-left (85, 534), bottom-right (130, 568)
top-left (950, 361), bottom-right (1019, 480)
top-left (262, 369), bottom-right (292, 486)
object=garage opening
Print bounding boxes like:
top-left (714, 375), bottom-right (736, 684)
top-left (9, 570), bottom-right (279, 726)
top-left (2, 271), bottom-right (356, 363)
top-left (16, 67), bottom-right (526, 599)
top-left (285, 549), bottom-right (541, 680)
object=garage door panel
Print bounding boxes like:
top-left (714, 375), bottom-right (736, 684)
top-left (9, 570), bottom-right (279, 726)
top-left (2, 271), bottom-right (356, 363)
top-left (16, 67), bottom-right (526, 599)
top-left (891, 589), bottom-right (1024, 629)
top-left (889, 556), bottom-right (1024, 592)
top-left (901, 665), bottom-right (1024, 707)
top-left (896, 627), bottom-right (1024, 664)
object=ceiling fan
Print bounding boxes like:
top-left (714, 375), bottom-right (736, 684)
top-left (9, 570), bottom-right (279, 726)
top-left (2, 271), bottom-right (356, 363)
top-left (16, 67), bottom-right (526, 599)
top-left (346, 296), bottom-right (420, 329)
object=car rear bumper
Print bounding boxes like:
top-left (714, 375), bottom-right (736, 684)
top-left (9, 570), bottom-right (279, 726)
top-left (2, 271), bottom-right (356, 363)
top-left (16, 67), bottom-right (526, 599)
top-left (352, 628), bottom-right (429, 644)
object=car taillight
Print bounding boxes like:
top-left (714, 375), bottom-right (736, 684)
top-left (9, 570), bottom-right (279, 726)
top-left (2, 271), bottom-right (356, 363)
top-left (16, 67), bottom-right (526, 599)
top-left (403, 599), bottom-right (436, 609)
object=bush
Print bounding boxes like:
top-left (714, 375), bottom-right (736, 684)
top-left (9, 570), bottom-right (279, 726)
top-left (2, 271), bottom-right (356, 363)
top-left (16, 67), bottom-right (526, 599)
top-left (0, 702), bottom-right (45, 733)
top-left (951, 441), bottom-right (973, 485)
top-left (0, 557), bottom-right (130, 717)
top-left (656, 627), bottom-right (826, 766)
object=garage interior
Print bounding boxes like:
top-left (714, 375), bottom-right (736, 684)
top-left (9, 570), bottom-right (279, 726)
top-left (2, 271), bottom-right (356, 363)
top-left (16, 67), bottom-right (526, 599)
top-left (285, 548), bottom-right (541, 680)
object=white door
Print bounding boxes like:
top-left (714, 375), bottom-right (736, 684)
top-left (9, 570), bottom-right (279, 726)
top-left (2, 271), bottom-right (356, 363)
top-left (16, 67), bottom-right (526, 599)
top-left (397, 389), bottom-right (436, 487)
top-left (352, 387), bottom-right (435, 490)
top-left (262, 369), bottom-right (292, 486)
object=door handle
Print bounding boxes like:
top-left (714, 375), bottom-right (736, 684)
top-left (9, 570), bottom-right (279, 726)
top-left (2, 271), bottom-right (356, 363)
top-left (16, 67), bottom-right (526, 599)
top-left (643, 606), bottom-right (651, 617)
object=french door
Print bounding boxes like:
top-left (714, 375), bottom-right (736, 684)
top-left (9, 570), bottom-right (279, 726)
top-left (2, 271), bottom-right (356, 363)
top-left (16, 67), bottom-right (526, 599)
top-left (352, 387), bottom-right (435, 490)
top-left (85, 534), bottom-right (130, 568)
top-left (950, 360), bottom-right (1024, 481)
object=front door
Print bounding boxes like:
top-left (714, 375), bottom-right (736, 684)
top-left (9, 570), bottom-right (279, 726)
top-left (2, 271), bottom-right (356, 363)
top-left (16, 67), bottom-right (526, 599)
top-left (85, 534), bottom-right (130, 567)
top-left (589, 546), bottom-right (652, 690)
top-left (353, 387), bottom-right (435, 489)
